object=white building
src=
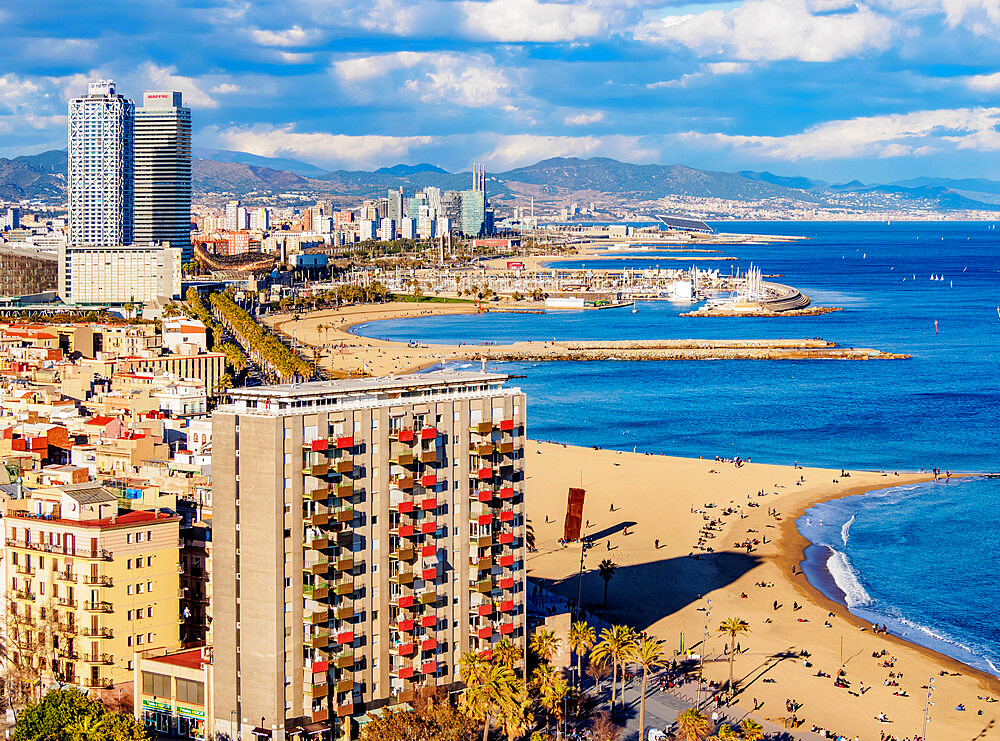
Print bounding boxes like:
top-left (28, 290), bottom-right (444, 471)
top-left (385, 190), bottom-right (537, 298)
top-left (379, 217), bottom-right (395, 241)
top-left (134, 91), bottom-right (192, 261)
top-left (68, 79), bottom-right (134, 247)
top-left (224, 201), bottom-right (241, 231)
top-left (154, 377), bottom-right (209, 416)
top-left (359, 219), bottom-right (376, 241)
top-left (57, 242), bottom-right (182, 305)
top-left (400, 216), bottom-right (416, 240)
top-left (248, 207), bottom-right (269, 231)
top-left (162, 317), bottom-right (209, 354)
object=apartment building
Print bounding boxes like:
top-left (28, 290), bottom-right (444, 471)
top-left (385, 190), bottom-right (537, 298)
top-left (4, 483), bottom-right (181, 705)
top-left (211, 371), bottom-right (527, 740)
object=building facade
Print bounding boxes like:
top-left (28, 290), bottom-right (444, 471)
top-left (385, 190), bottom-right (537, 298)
top-left (0, 245), bottom-right (58, 298)
top-left (57, 243), bottom-right (182, 305)
top-left (4, 483), bottom-right (181, 704)
top-left (134, 91), bottom-right (192, 262)
top-left (68, 80), bottom-right (134, 247)
top-left (211, 372), bottom-right (527, 740)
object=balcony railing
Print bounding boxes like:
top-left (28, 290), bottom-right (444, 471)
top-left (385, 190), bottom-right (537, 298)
top-left (83, 574), bottom-right (112, 587)
top-left (5, 539), bottom-right (111, 560)
top-left (83, 675), bottom-right (113, 689)
top-left (80, 626), bottom-right (113, 638)
top-left (83, 601), bottom-right (113, 613)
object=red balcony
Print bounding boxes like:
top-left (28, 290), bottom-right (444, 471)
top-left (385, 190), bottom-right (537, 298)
top-left (499, 555), bottom-right (514, 567)
top-left (499, 623), bottom-right (514, 635)
top-left (421, 660), bottom-right (438, 674)
top-left (420, 474), bottom-right (437, 488)
top-left (397, 642), bottom-right (415, 656)
top-left (397, 595), bottom-right (414, 608)
top-left (397, 525), bottom-right (415, 538)
top-left (420, 522), bottom-right (437, 535)
top-left (420, 497), bottom-right (437, 510)
top-left (398, 666), bottom-right (414, 679)
top-left (499, 533), bottom-right (514, 545)
top-left (421, 615), bottom-right (437, 628)
top-left (499, 419), bottom-right (514, 432)
top-left (422, 567), bottom-right (437, 580)
top-left (310, 439), bottom-right (329, 452)
top-left (477, 467), bottom-right (493, 480)
top-left (337, 631), bottom-right (354, 645)
top-left (498, 487), bottom-right (515, 499)
top-left (312, 660), bottom-right (329, 673)
top-left (477, 490), bottom-right (493, 502)
top-left (499, 510), bottom-right (515, 522)
top-left (420, 427), bottom-right (437, 441)
top-left (477, 514), bottom-right (493, 526)
top-left (478, 626), bottom-right (493, 639)
top-left (499, 577), bottom-right (514, 589)
top-left (499, 599), bottom-right (515, 612)
top-left (397, 619), bottom-right (414, 632)
top-left (397, 428), bottom-right (415, 443)
top-left (477, 603), bottom-right (493, 616)
top-left (421, 545), bottom-right (437, 558)
top-left (478, 649), bottom-right (493, 660)
top-left (397, 501), bottom-right (415, 514)
top-left (336, 436), bottom-right (354, 449)
top-left (421, 638), bottom-right (437, 651)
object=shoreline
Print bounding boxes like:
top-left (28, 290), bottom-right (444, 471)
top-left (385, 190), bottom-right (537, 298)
top-left (523, 442), bottom-right (1000, 738)
top-left (785, 476), bottom-right (1000, 683)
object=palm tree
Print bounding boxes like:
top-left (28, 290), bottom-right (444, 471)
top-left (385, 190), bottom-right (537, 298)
top-left (674, 708), bottom-right (710, 741)
top-left (717, 617), bottom-right (751, 697)
top-left (497, 680), bottom-right (532, 741)
top-left (590, 625), bottom-right (636, 719)
top-left (568, 621), bottom-right (596, 687)
top-left (633, 635), bottom-right (668, 738)
top-left (598, 559), bottom-right (617, 607)
top-left (493, 636), bottom-right (522, 669)
top-left (460, 652), bottom-right (520, 741)
top-left (529, 628), bottom-right (561, 665)
top-left (716, 724), bottom-right (740, 741)
top-left (66, 715), bottom-right (103, 741)
top-left (739, 718), bottom-right (765, 741)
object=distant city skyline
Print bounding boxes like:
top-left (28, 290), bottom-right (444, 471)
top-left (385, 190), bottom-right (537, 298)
top-left (3, 0), bottom-right (1000, 182)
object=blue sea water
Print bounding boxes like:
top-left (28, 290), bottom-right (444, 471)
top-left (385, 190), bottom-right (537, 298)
top-left (353, 221), bottom-right (1000, 673)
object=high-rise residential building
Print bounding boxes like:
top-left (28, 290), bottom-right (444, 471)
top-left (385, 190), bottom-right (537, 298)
top-left (460, 191), bottom-right (486, 237)
top-left (379, 218), bottom-right (396, 242)
top-left (68, 80), bottom-right (134, 247)
top-left (359, 220), bottom-right (376, 241)
top-left (225, 201), bottom-right (241, 232)
top-left (387, 189), bottom-right (403, 224)
top-left (134, 91), bottom-right (192, 261)
top-left (4, 483), bottom-right (181, 702)
top-left (210, 372), bottom-right (528, 740)
top-left (57, 242), bottom-right (182, 305)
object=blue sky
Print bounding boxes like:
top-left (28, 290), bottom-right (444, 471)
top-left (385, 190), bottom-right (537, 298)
top-left (2, 0), bottom-right (1000, 181)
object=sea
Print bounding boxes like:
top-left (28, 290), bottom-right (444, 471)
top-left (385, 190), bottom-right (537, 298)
top-left (350, 221), bottom-right (1000, 675)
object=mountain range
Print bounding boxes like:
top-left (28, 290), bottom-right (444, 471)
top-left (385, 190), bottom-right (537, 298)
top-left (3, 149), bottom-right (1000, 213)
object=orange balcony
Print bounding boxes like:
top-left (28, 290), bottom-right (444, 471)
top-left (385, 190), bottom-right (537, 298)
top-left (391, 546), bottom-right (415, 561)
top-left (391, 451), bottom-right (415, 466)
top-left (335, 605), bottom-right (354, 620)
top-left (335, 484), bottom-right (354, 499)
top-left (474, 442), bottom-right (494, 456)
top-left (304, 462), bottom-right (329, 477)
top-left (471, 421), bottom-right (493, 435)
top-left (419, 450), bottom-right (437, 464)
top-left (393, 476), bottom-right (414, 490)
top-left (335, 460), bottom-right (353, 474)
top-left (337, 703), bottom-right (355, 718)
top-left (306, 511), bottom-right (329, 526)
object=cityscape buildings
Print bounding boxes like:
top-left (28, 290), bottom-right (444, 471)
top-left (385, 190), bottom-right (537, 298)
top-left (210, 372), bottom-right (527, 739)
top-left (134, 91), bottom-right (192, 261)
top-left (57, 242), bottom-right (182, 305)
top-left (67, 80), bottom-right (134, 248)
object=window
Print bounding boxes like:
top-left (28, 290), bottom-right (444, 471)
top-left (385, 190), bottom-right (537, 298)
top-left (127, 585), bottom-right (133, 595)
top-left (136, 532), bottom-right (144, 543)
top-left (147, 581), bottom-right (153, 592)
top-left (176, 678), bottom-right (205, 705)
top-left (147, 557), bottom-right (153, 567)
top-left (141, 671), bottom-right (170, 697)
top-left (127, 610), bottom-right (133, 620)
top-left (126, 534), bottom-right (132, 544)
top-left (147, 606), bottom-right (153, 618)
top-left (136, 559), bottom-right (143, 569)
top-left (127, 559), bottom-right (132, 570)
top-left (136, 634), bottom-right (144, 645)
top-left (128, 636), bottom-right (133, 646)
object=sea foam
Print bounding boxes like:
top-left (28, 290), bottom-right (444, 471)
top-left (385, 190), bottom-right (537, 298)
top-left (841, 514), bottom-right (855, 546)
top-left (826, 548), bottom-right (871, 607)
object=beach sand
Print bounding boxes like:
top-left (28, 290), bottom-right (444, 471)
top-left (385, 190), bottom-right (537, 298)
top-left (525, 441), bottom-right (1000, 739)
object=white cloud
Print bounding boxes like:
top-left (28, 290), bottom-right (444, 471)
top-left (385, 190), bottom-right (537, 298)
top-left (276, 52), bottom-right (315, 64)
top-left (647, 61), bottom-right (751, 88)
top-left (202, 124), bottom-right (434, 169)
top-left (334, 52), bottom-right (514, 107)
top-left (677, 107), bottom-right (1000, 160)
top-left (210, 83), bottom-right (241, 94)
top-left (141, 63), bottom-right (218, 108)
top-left (563, 111), bottom-right (605, 125)
top-left (638, 0), bottom-right (893, 61)
top-left (965, 71), bottom-right (1000, 91)
top-left (250, 25), bottom-right (322, 47)
top-left (483, 134), bottom-right (657, 169)
top-left (0, 75), bottom-right (43, 113)
top-left (460, 0), bottom-right (611, 41)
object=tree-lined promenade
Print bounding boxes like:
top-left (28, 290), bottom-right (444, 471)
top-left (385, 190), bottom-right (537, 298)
top-left (361, 616), bottom-right (763, 741)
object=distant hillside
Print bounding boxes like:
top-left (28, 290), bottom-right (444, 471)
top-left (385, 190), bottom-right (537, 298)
top-left (4, 148), bottom-right (1000, 212)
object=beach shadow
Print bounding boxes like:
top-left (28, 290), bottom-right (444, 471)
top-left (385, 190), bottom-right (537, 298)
top-left (733, 649), bottom-right (799, 698)
top-left (532, 551), bottom-right (763, 630)
top-left (586, 521), bottom-right (638, 540)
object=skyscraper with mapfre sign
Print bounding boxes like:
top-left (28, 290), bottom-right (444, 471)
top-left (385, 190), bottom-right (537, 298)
top-left (134, 91), bottom-right (192, 261)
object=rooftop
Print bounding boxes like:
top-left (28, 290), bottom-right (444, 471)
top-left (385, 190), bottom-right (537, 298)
top-left (147, 647), bottom-right (211, 670)
top-left (227, 370), bottom-right (509, 401)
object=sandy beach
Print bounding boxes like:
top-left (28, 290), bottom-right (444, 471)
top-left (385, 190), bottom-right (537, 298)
top-left (525, 441), bottom-right (1000, 739)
